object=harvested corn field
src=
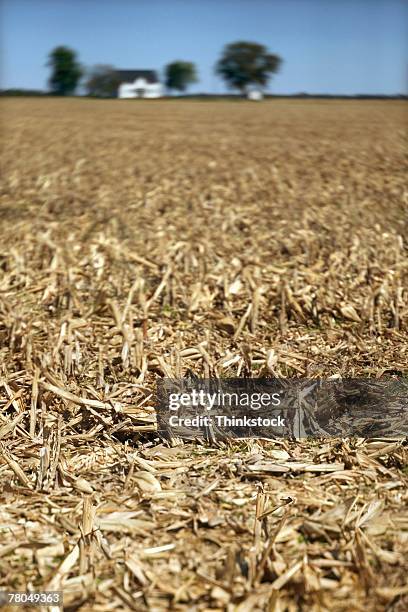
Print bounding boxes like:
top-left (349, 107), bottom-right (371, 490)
top-left (0, 98), bottom-right (407, 610)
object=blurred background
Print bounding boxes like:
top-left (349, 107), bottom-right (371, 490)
top-left (1, 0), bottom-right (407, 98)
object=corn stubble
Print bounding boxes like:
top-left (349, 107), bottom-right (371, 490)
top-left (0, 98), bottom-right (407, 610)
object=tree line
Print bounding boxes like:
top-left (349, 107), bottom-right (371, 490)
top-left (47, 42), bottom-right (282, 97)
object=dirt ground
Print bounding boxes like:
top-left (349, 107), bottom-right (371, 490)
top-left (0, 98), bottom-right (407, 610)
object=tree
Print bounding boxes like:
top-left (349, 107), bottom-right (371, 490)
top-left (85, 65), bottom-right (121, 98)
top-left (215, 41), bottom-right (282, 95)
top-left (47, 46), bottom-right (82, 96)
top-left (165, 61), bottom-right (198, 93)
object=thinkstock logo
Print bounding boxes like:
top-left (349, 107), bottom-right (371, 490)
top-left (157, 378), bottom-right (408, 441)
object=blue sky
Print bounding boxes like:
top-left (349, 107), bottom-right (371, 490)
top-left (1, 0), bottom-right (407, 94)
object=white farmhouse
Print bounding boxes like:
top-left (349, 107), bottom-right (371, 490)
top-left (116, 70), bottom-right (163, 99)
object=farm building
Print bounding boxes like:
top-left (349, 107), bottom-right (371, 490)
top-left (116, 70), bottom-right (163, 98)
top-left (247, 88), bottom-right (264, 101)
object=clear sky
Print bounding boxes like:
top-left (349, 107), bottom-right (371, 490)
top-left (1, 0), bottom-right (407, 95)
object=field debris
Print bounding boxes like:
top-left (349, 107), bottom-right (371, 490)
top-left (0, 98), bottom-right (407, 610)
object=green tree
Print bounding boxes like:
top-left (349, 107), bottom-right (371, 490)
top-left (47, 46), bottom-right (82, 95)
top-left (85, 65), bottom-right (121, 98)
top-left (215, 41), bottom-right (282, 95)
top-left (165, 61), bottom-right (198, 93)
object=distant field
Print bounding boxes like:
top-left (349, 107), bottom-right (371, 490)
top-left (1, 98), bottom-right (407, 610)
